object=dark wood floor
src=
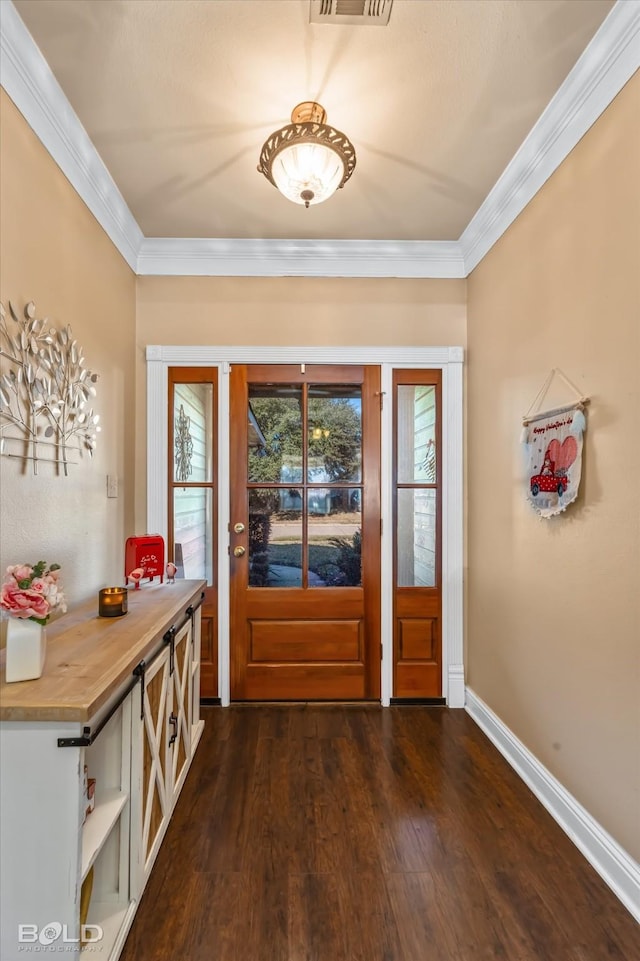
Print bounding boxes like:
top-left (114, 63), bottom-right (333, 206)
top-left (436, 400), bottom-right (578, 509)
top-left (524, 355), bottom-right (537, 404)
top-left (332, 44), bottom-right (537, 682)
top-left (120, 705), bottom-right (639, 961)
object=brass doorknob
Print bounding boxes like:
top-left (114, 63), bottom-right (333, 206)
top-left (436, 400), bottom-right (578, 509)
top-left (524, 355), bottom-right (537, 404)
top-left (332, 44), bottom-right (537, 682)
top-left (233, 522), bottom-right (245, 533)
top-left (233, 545), bottom-right (246, 557)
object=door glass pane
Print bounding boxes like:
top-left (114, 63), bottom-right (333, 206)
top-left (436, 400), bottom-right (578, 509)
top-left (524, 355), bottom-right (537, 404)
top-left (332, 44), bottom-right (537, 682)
top-left (173, 487), bottom-right (213, 584)
top-left (173, 383), bottom-right (213, 483)
top-left (397, 488), bottom-right (436, 587)
top-left (307, 385), bottom-right (362, 482)
top-left (248, 385), bottom-right (303, 483)
top-left (397, 385), bottom-right (436, 483)
top-left (249, 489), bottom-right (302, 587)
top-left (308, 489), bottom-right (362, 587)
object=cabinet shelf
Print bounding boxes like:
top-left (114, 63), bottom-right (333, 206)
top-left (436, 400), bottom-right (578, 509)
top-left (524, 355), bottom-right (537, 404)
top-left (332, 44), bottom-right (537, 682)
top-left (81, 899), bottom-right (136, 960)
top-left (81, 790), bottom-right (129, 881)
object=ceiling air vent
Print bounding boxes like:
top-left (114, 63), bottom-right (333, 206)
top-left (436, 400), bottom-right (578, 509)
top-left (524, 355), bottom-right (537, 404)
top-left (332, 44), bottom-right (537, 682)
top-left (310, 0), bottom-right (393, 26)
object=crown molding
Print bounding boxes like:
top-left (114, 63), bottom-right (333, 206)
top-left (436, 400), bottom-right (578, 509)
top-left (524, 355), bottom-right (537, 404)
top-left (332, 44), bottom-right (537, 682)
top-left (0, 0), bottom-right (143, 271)
top-left (1, 0), bottom-right (637, 279)
top-left (460, 0), bottom-right (640, 275)
top-left (136, 237), bottom-right (465, 278)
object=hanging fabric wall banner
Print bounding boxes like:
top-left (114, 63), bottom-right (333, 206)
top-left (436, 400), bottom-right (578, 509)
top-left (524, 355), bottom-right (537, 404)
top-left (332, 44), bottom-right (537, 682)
top-left (523, 407), bottom-right (586, 517)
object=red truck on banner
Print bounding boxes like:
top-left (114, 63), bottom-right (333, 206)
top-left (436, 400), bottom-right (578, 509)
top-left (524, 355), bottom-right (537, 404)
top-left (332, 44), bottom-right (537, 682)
top-left (530, 446), bottom-right (569, 497)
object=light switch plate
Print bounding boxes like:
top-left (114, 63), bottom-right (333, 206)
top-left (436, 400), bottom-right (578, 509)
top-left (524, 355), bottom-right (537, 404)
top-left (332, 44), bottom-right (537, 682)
top-left (107, 475), bottom-right (118, 498)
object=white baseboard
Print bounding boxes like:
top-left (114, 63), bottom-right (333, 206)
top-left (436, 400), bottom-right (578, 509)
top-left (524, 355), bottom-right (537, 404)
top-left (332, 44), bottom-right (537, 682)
top-left (465, 687), bottom-right (640, 922)
top-left (447, 664), bottom-right (466, 708)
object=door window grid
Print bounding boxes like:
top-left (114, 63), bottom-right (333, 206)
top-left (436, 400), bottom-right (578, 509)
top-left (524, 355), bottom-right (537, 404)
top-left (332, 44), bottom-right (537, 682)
top-left (247, 382), bottom-right (363, 588)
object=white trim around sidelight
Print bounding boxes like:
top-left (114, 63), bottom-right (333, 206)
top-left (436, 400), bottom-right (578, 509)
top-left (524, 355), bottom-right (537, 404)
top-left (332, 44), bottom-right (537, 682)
top-left (146, 352), bottom-right (168, 546)
top-left (465, 687), bottom-right (640, 922)
top-left (217, 365), bottom-right (232, 706)
top-left (443, 357), bottom-right (465, 707)
top-left (146, 346), bottom-right (465, 706)
top-left (380, 362), bottom-right (394, 707)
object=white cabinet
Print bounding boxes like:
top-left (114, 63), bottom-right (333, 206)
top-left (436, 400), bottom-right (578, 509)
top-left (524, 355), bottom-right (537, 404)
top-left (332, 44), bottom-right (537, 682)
top-left (0, 582), bottom-right (206, 961)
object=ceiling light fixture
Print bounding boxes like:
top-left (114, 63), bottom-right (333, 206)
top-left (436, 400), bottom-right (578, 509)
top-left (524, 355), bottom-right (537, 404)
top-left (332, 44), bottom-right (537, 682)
top-left (257, 102), bottom-right (356, 208)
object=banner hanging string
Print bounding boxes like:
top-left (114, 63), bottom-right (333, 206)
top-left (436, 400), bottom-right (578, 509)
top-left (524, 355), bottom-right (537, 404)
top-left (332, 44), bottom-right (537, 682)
top-left (522, 368), bottom-right (590, 426)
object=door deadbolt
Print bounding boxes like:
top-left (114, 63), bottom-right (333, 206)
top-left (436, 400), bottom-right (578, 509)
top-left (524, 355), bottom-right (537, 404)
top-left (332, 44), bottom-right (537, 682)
top-left (233, 545), bottom-right (246, 557)
top-left (233, 522), bottom-right (245, 533)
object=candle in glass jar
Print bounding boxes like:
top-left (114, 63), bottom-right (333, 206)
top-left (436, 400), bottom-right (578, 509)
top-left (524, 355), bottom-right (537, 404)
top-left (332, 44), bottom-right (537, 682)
top-left (98, 587), bottom-right (128, 617)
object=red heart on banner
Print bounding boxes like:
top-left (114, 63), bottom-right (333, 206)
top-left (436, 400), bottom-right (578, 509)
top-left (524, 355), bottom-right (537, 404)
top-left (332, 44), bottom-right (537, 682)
top-left (547, 436), bottom-right (578, 471)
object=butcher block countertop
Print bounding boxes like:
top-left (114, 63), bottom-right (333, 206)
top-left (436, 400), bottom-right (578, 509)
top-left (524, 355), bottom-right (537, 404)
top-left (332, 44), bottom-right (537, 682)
top-left (0, 579), bottom-right (206, 723)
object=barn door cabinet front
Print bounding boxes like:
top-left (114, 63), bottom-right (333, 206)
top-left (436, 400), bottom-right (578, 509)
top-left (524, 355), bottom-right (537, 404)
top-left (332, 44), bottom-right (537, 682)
top-left (130, 610), bottom-right (203, 894)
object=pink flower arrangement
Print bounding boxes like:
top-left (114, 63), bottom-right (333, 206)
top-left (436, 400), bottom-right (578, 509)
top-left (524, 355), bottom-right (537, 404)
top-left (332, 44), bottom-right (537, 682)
top-left (1, 561), bottom-right (67, 625)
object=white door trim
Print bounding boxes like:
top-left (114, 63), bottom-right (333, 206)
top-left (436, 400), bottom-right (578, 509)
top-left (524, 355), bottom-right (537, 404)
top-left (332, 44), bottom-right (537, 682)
top-left (146, 346), bottom-right (464, 707)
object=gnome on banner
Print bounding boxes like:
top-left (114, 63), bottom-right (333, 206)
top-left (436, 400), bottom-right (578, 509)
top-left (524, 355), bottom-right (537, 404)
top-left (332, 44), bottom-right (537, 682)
top-left (522, 407), bottom-right (586, 518)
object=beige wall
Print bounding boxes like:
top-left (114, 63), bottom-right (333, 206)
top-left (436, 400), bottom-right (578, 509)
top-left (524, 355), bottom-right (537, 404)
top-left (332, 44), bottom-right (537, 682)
top-left (0, 91), bottom-right (136, 613)
top-left (134, 275), bottom-right (467, 527)
top-left (467, 73), bottom-right (640, 859)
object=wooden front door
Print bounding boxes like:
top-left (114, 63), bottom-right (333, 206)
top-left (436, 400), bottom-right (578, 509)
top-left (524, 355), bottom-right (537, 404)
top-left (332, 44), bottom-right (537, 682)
top-left (230, 365), bottom-right (381, 700)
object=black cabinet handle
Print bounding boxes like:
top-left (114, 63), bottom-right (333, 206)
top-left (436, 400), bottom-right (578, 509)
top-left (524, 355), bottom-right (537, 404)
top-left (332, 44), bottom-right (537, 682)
top-left (168, 712), bottom-right (178, 746)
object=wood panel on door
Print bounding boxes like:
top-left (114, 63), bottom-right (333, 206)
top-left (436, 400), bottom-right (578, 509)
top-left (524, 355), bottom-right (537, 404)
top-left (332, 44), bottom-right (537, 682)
top-left (393, 369), bottom-right (442, 698)
top-left (230, 365), bottom-right (381, 700)
top-left (168, 367), bottom-right (217, 699)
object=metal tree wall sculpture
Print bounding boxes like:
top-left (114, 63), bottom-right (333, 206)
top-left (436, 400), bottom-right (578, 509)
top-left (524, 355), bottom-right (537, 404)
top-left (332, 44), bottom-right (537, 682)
top-left (0, 301), bottom-right (100, 474)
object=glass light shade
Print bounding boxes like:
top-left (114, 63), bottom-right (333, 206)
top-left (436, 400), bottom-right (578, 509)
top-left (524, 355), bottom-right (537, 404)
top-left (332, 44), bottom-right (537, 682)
top-left (258, 102), bottom-right (356, 207)
top-left (270, 141), bottom-right (346, 206)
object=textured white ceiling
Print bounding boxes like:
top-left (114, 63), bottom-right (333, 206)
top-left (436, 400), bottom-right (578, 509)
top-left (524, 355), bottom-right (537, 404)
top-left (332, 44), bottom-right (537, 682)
top-left (13, 0), bottom-right (615, 242)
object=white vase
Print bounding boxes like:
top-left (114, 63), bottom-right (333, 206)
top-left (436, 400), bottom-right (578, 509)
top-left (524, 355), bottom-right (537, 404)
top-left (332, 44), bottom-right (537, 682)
top-left (5, 618), bottom-right (47, 682)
